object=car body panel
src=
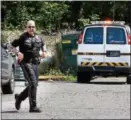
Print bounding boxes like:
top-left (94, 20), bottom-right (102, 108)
top-left (14, 64), bottom-right (25, 81)
top-left (1, 45), bottom-right (15, 85)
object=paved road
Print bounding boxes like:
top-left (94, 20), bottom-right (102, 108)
top-left (1, 77), bottom-right (130, 119)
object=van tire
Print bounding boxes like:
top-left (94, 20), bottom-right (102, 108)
top-left (77, 72), bottom-right (91, 83)
top-left (126, 75), bottom-right (131, 84)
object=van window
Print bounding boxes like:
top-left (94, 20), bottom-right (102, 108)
top-left (84, 27), bottom-right (103, 44)
top-left (107, 27), bottom-right (126, 44)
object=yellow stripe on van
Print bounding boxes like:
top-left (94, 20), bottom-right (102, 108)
top-left (81, 62), bottom-right (129, 67)
top-left (108, 62), bottom-right (114, 66)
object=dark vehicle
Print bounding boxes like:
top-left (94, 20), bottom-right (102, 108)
top-left (14, 56), bottom-right (28, 86)
top-left (14, 59), bottom-right (25, 81)
top-left (1, 44), bottom-right (15, 94)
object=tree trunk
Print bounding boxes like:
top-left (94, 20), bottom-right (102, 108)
top-left (128, 1), bottom-right (131, 28)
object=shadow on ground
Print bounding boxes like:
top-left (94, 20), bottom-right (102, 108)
top-left (2, 110), bottom-right (18, 113)
top-left (44, 79), bottom-right (127, 85)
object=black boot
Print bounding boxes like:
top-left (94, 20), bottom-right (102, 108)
top-left (15, 94), bottom-right (22, 110)
top-left (29, 107), bottom-right (41, 112)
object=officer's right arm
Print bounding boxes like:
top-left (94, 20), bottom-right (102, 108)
top-left (11, 37), bottom-right (21, 47)
top-left (11, 35), bottom-right (24, 62)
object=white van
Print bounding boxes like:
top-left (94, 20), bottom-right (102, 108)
top-left (77, 21), bottom-right (131, 83)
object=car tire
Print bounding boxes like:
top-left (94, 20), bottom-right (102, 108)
top-left (126, 75), bottom-right (131, 84)
top-left (2, 69), bottom-right (15, 94)
top-left (77, 72), bottom-right (91, 83)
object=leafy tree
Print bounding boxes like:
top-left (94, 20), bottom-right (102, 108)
top-left (1, 1), bottom-right (131, 30)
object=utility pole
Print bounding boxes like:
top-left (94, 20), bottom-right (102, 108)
top-left (113, 1), bottom-right (115, 21)
top-left (128, 1), bottom-right (131, 82)
top-left (128, 2), bottom-right (131, 28)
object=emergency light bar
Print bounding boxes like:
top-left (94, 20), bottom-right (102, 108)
top-left (91, 21), bottom-right (125, 25)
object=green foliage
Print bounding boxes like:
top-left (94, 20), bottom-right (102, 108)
top-left (64, 75), bottom-right (76, 81)
top-left (90, 14), bottom-right (100, 21)
top-left (2, 1), bottom-right (131, 31)
top-left (2, 1), bottom-right (69, 31)
top-left (39, 42), bottom-right (63, 75)
top-left (39, 41), bottom-right (77, 76)
top-left (78, 18), bottom-right (90, 28)
top-left (44, 68), bottom-right (64, 76)
top-left (39, 56), bottom-right (57, 74)
top-left (39, 61), bottom-right (50, 74)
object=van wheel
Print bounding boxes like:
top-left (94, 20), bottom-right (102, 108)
top-left (2, 69), bottom-right (15, 94)
top-left (126, 75), bottom-right (131, 84)
top-left (77, 72), bottom-right (91, 83)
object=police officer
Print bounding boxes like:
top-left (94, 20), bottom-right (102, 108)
top-left (11, 20), bottom-right (46, 112)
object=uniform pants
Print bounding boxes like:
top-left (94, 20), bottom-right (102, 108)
top-left (18, 62), bottom-right (39, 108)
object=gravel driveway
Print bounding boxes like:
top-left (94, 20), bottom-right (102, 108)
top-left (1, 77), bottom-right (130, 119)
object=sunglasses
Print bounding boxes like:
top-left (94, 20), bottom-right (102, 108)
top-left (28, 26), bottom-right (35, 28)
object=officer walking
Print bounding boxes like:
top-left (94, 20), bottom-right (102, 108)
top-left (11, 20), bottom-right (46, 112)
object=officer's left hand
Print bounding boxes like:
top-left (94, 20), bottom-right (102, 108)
top-left (17, 52), bottom-right (24, 62)
top-left (40, 52), bottom-right (46, 58)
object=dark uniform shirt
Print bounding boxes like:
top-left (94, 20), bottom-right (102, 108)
top-left (11, 32), bottom-right (45, 64)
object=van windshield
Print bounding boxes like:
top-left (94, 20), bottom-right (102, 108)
top-left (84, 27), bottom-right (103, 44)
top-left (106, 27), bottom-right (126, 44)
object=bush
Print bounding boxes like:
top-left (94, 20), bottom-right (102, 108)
top-left (39, 61), bottom-right (50, 74)
top-left (39, 41), bottom-right (77, 76)
top-left (39, 55), bottom-right (60, 75)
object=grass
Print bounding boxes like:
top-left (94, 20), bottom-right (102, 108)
top-left (44, 68), bottom-right (64, 76)
top-left (64, 74), bottom-right (77, 81)
top-left (40, 68), bottom-right (77, 82)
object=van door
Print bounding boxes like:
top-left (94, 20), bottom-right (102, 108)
top-left (104, 26), bottom-right (130, 67)
top-left (77, 26), bottom-right (105, 66)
